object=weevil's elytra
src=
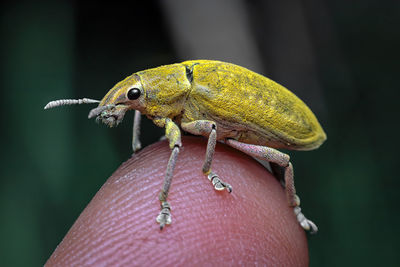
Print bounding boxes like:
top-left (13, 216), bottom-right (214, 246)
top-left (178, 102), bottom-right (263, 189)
top-left (44, 60), bottom-right (326, 233)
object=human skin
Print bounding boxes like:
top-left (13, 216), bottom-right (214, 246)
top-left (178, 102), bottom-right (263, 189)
top-left (45, 136), bottom-right (308, 266)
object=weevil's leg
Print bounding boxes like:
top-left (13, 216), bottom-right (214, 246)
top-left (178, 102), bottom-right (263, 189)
top-left (153, 118), bottom-right (182, 229)
top-left (132, 110), bottom-right (142, 153)
top-left (225, 139), bottom-right (318, 234)
top-left (157, 145), bottom-right (179, 229)
top-left (181, 120), bottom-right (232, 193)
top-left (270, 162), bottom-right (286, 188)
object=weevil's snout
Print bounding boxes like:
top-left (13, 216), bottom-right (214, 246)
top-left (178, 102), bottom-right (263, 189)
top-left (88, 104), bottom-right (128, 127)
top-left (88, 73), bottom-right (144, 127)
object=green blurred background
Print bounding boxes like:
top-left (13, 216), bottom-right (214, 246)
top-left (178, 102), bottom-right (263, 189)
top-left (1, 0), bottom-right (399, 266)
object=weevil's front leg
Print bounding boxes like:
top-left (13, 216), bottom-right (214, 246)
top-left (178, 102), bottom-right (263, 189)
top-left (153, 118), bottom-right (182, 229)
top-left (132, 110), bottom-right (142, 153)
top-left (226, 139), bottom-right (318, 234)
top-left (181, 120), bottom-right (232, 193)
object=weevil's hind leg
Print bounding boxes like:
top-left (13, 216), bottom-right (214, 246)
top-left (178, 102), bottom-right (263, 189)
top-left (270, 162), bottom-right (286, 188)
top-left (153, 118), bottom-right (182, 229)
top-left (132, 110), bottom-right (142, 153)
top-left (284, 163), bottom-right (318, 233)
top-left (225, 139), bottom-right (318, 234)
top-left (181, 120), bottom-right (232, 193)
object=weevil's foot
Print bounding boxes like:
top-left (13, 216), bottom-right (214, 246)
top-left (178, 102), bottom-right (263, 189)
top-left (132, 142), bottom-right (142, 154)
top-left (293, 194), bottom-right (301, 207)
top-left (208, 172), bottom-right (232, 193)
top-left (156, 202), bottom-right (171, 230)
top-left (294, 206), bottom-right (318, 234)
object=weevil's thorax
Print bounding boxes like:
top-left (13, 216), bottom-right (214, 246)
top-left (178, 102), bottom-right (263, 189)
top-left (137, 63), bottom-right (191, 120)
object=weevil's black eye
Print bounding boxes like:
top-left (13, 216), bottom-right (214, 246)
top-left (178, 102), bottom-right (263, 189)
top-left (127, 88), bottom-right (141, 100)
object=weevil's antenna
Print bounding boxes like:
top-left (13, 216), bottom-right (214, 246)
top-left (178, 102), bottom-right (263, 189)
top-left (44, 98), bottom-right (100, 110)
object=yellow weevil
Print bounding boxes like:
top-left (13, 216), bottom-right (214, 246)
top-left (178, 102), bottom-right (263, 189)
top-left (45, 60), bottom-right (326, 233)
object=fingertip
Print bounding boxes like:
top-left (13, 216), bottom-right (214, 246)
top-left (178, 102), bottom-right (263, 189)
top-left (46, 136), bottom-right (308, 266)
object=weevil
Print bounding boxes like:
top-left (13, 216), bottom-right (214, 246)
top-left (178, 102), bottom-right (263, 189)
top-left (44, 60), bottom-right (326, 233)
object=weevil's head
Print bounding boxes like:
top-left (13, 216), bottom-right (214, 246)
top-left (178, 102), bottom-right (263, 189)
top-left (88, 74), bottom-right (145, 127)
top-left (89, 63), bottom-right (192, 127)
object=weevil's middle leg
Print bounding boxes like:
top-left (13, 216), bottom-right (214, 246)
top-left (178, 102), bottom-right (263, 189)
top-left (225, 139), bottom-right (318, 234)
top-left (181, 120), bottom-right (232, 193)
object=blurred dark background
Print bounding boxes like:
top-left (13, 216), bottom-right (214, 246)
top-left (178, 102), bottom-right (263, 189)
top-left (1, 0), bottom-right (399, 266)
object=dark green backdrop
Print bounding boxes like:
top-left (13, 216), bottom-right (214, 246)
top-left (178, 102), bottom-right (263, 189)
top-left (1, 0), bottom-right (399, 266)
